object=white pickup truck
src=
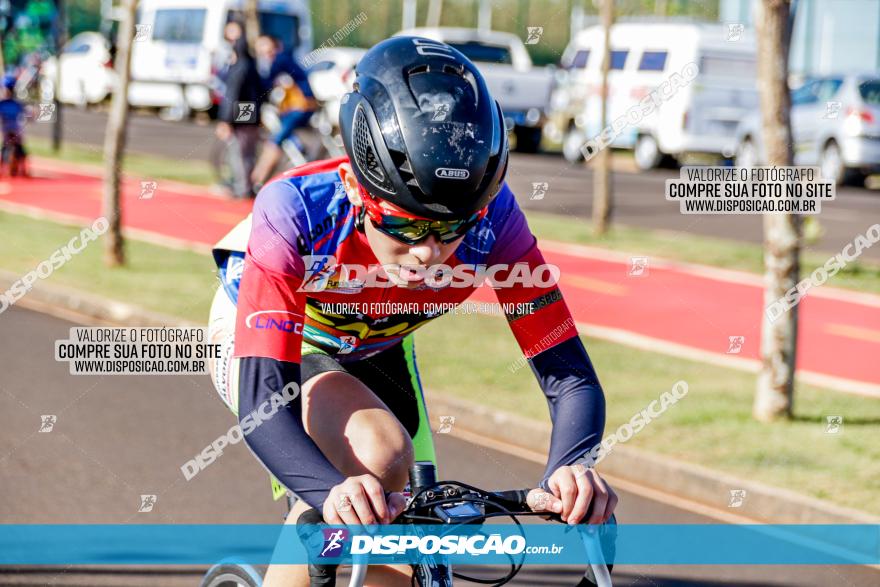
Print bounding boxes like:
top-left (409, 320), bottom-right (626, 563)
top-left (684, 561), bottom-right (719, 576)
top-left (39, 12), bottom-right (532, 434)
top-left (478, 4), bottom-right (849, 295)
top-left (395, 27), bottom-right (554, 152)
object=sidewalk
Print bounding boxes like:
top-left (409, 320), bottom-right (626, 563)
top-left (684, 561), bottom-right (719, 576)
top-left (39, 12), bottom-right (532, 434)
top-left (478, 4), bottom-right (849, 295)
top-left (4, 158), bottom-right (878, 395)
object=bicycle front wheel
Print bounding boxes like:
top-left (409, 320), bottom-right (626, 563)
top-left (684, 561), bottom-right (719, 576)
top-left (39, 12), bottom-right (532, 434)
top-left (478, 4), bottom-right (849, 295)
top-left (200, 563), bottom-right (263, 587)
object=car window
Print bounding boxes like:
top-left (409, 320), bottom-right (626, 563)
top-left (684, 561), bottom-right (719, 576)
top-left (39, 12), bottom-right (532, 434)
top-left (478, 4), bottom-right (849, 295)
top-left (64, 39), bottom-right (91, 54)
top-left (791, 80), bottom-right (821, 106)
top-left (309, 61), bottom-right (335, 72)
top-left (816, 78), bottom-right (843, 102)
top-left (569, 49), bottom-right (589, 69)
top-left (610, 50), bottom-right (628, 70)
top-left (699, 54), bottom-right (755, 78)
top-left (446, 42), bottom-right (512, 65)
top-left (153, 8), bottom-right (207, 43)
top-left (638, 51), bottom-right (668, 71)
top-left (858, 80), bottom-right (880, 105)
top-left (258, 13), bottom-right (300, 51)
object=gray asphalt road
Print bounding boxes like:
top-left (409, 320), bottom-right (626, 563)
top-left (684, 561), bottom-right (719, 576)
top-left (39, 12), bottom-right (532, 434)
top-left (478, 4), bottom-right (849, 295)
top-left (26, 108), bottom-right (880, 261)
top-left (1, 305), bottom-right (878, 586)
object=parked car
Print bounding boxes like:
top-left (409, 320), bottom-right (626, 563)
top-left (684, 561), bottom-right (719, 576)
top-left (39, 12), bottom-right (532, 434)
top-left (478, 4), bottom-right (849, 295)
top-left (551, 22), bottom-right (758, 169)
top-left (128, 0), bottom-right (312, 115)
top-left (395, 27), bottom-right (554, 152)
top-left (41, 32), bottom-right (117, 106)
top-left (735, 73), bottom-right (880, 185)
top-left (306, 47), bottom-right (365, 130)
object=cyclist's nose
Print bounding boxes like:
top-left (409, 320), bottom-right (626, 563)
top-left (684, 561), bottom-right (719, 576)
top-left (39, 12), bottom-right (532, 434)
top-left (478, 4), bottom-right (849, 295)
top-left (408, 235), bottom-right (442, 265)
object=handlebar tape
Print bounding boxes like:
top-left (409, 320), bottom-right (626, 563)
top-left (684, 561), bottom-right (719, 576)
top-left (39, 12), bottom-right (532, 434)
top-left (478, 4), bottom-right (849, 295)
top-left (489, 489), bottom-right (532, 512)
top-left (296, 507), bottom-right (338, 587)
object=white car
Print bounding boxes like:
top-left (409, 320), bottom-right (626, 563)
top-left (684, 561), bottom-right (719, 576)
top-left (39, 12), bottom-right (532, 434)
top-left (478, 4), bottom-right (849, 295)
top-left (552, 23), bottom-right (758, 169)
top-left (735, 73), bottom-right (880, 185)
top-left (41, 32), bottom-right (117, 106)
top-left (128, 0), bottom-right (312, 114)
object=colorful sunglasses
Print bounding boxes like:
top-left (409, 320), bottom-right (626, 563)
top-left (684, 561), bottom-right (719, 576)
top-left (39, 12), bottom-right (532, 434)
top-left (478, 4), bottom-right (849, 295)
top-left (359, 187), bottom-right (487, 245)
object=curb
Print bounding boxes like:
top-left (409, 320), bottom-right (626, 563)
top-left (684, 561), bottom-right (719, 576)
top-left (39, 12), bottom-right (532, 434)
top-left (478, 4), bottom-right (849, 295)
top-left (3, 271), bottom-right (878, 525)
top-left (0, 270), bottom-right (195, 327)
top-left (424, 394), bottom-right (880, 525)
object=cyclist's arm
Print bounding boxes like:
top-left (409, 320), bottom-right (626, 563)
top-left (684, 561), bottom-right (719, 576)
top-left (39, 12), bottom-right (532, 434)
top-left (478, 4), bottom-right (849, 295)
top-left (487, 189), bottom-right (606, 487)
top-left (233, 184), bottom-right (345, 509)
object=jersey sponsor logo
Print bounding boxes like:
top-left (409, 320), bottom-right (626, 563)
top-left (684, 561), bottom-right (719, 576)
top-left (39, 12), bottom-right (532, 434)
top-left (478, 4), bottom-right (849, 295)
top-left (245, 310), bottom-right (304, 334)
top-left (435, 167), bottom-right (470, 180)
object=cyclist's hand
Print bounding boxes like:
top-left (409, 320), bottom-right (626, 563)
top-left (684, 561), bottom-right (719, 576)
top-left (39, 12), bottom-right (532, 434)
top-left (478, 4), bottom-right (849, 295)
top-left (323, 474), bottom-right (406, 526)
top-left (533, 465), bottom-right (618, 525)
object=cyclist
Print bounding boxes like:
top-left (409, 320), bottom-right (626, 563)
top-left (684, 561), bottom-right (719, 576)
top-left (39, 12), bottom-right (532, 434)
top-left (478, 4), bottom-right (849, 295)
top-left (208, 36), bottom-right (616, 587)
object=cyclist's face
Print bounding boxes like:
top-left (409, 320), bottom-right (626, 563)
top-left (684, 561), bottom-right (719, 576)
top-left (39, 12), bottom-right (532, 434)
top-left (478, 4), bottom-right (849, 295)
top-left (338, 163), bottom-right (464, 289)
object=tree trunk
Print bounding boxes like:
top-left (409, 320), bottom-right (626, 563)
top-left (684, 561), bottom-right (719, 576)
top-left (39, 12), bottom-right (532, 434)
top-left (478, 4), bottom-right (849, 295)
top-left (52, 0), bottom-right (67, 152)
top-left (655, 0), bottom-right (668, 17)
top-left (102, 0), bottom-right (137, 267)
top-left (244, 0), bottom-right (260, 54)
top-left (591, 0), bottom-right (613, 236)
top-left (754, 0), bottom-right (799, 421)
top-left (427, 0), bottom-right (443, 27)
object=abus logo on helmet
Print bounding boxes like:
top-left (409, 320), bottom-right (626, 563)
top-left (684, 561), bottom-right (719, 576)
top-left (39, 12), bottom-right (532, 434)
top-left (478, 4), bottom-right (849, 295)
top-left (436, 168), bottom-right (470, 180)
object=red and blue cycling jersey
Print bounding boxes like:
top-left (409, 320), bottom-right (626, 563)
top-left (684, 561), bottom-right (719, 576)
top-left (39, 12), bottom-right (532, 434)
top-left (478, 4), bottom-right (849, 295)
top-left (212, 156), bottom-right (606, 508)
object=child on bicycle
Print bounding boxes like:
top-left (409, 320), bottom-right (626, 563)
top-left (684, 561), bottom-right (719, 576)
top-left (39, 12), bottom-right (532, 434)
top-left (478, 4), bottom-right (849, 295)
top-left (0, 75), bottom-right (28, 177)
top-left (208, 36), bottom-right (617, 587)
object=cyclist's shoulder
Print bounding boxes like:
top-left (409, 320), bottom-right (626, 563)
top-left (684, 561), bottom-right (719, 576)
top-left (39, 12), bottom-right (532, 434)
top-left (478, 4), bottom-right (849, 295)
top-left (256, 156), bottom-right (350, 221)
top-left (457, 183), bottom-right (529, 263)
top-left (485, 182), bottom-right (518, 219)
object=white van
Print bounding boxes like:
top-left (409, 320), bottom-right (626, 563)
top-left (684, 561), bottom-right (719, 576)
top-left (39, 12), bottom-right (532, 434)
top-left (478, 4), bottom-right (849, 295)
top-left (551, 22), bottom-right (758, 169)
top-left (129, 0), bottom-right (312, 114)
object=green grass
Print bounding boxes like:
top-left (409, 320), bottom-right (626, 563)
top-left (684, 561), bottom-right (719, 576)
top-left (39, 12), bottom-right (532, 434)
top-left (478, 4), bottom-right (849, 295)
top-left (2, 211), bottom-right (878, 514)
top-left (28, 136), bottom-right (216, 186)
top-left (526, 211), bottom-right (880, 295)
top-left (415, 310), bottom-right (880, 515)
top-left (0, 212), bottom-right (216, 321)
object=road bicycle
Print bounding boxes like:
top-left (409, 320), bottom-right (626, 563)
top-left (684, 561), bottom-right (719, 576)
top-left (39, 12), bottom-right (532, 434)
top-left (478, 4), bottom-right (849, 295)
top-left (209, 101), bottom-right (343, 196)
top-left (201, 462), bottom-right (615, 587)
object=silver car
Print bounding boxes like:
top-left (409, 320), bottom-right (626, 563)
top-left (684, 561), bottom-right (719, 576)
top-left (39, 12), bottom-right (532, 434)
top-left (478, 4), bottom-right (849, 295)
top-left (734, 73), bottom-right (880, 185)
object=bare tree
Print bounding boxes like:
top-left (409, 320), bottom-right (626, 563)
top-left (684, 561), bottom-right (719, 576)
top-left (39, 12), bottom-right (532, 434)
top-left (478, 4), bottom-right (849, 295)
top-left (427, 0), bottom-right (443, 27)
top-left (52, 0), bottom-right (67, 152)
top-left (754, 0), bottom-right (799, 421)
top-left (102, 0), bottom-right (137, 267)
top-left (591, 0), bottom-right (613, 235)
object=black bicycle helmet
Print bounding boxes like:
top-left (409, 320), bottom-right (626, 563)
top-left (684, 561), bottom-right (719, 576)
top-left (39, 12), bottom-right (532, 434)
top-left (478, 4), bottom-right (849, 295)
top-left (339, 36), bottom-right (509, 220)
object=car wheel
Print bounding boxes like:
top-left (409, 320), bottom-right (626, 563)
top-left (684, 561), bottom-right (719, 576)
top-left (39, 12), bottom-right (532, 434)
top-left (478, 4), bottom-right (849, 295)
top-left (821, 141), bottom-right (866, 186)
top-left (562, 127), bottom-right (586, 163)
top-left (514, 126), bottom-right (542, 153)
top-left (736, 138), bottom-right (758, 168)
top-left (820, 141), bottom-right (845, 185)
top-left (634, 134), bottom-right (662, 171)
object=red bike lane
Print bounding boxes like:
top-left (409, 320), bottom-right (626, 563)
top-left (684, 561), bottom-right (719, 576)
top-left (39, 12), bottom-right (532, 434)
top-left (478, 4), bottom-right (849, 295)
top-left (3, 159), bottom-right (878, 394)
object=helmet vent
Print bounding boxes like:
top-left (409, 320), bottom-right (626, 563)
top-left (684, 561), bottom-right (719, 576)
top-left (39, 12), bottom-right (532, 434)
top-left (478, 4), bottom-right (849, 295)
top-left (353, 105), bottom-right (393, 192)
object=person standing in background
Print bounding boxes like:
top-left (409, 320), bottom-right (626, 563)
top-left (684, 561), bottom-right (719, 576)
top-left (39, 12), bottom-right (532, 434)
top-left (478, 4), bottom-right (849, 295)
top-left (250, 34), bottom-right (317, 188)
top-left (216, 21), bottom-right (263, 199)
